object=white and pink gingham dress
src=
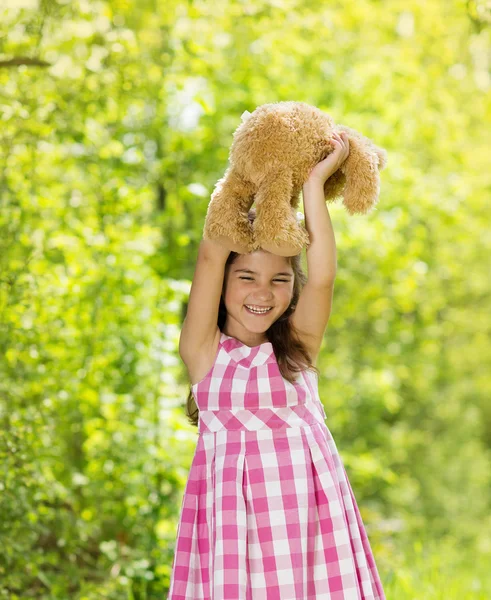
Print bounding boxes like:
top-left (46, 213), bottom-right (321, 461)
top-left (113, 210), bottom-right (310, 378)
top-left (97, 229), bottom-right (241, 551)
top-left (168, 332), bottom-right (386, 600)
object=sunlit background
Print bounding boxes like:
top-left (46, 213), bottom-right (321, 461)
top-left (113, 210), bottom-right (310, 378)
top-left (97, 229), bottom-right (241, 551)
top-left (1, 0), bottom-right (490, 598)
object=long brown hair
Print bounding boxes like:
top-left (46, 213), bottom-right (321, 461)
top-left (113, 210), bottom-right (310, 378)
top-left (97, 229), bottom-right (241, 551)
top-left (183, 209), bottom-right (320, 428)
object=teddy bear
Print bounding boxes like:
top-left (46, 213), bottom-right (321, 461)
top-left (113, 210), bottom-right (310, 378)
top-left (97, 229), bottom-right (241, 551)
top-left (202, 101), bottom-right (388, 257)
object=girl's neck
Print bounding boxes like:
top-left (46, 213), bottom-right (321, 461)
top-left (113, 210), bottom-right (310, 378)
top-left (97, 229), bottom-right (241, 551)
top-left (222, 327), bottom-right (268, 348)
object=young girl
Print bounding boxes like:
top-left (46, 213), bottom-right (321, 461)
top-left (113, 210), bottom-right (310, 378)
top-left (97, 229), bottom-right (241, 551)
top-left (168, 131), bottom-right (386, 599)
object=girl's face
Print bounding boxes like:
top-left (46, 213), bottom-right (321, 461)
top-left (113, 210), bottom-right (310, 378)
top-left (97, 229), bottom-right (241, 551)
top-left (221, 250), bottom-right (295, 342)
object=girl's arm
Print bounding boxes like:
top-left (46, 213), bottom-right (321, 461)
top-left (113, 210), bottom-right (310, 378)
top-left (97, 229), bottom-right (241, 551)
top-left (179, 238), bottom-right (230, 365)
top-left (302, 180), bottom-right (337, 284)
top-left (289, 131), bottom-right (349, 361)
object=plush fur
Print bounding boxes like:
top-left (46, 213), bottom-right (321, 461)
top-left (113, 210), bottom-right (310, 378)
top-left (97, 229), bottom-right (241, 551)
top-left (203, 101), bottom-right (388, 256)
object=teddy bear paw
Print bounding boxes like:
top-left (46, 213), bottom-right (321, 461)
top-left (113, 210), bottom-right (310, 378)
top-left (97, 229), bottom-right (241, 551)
top-left (254, 216), bottom-right (310, 257)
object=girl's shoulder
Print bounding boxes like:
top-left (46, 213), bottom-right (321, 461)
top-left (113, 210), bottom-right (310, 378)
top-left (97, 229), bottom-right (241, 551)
top-left (182, 327), bottom-right (222, 387)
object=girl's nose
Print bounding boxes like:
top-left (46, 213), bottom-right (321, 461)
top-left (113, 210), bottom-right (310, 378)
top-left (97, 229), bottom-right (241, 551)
top-left (256, 292), bottom-right (274, 301)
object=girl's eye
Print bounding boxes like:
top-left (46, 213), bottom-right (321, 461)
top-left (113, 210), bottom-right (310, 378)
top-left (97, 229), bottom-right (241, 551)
top-left (239, 277), bottom-right (289, 282)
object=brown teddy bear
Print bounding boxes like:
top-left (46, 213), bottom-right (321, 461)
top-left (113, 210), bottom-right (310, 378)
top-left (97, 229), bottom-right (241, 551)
top-left (203, 101), bottom-right (388, 256)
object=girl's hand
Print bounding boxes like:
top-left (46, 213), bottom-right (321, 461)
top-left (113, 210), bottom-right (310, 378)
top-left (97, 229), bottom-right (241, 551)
top-left (306, 131), bottom-right (350, 186)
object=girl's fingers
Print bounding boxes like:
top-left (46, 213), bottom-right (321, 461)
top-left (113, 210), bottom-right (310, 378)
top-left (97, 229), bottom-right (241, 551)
top-left (332, 132), bottom-right (349, 159)
top-left (335, 132), bottom-right (349, 152)
top-left (333, 132), bottom-right (345, 146)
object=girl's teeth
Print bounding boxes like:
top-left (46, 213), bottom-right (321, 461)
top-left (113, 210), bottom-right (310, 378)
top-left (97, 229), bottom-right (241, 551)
top-left (245, 306), bottom-right (272, 314)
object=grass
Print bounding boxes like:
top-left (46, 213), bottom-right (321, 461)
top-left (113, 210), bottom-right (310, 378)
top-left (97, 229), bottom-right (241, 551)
top-left (380, 535), bottom-right (490, 599)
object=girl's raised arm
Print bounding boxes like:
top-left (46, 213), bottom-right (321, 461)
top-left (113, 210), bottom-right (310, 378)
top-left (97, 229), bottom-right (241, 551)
top-left (179, 239), bottom-right (230, 367)
top-left (289, 132), bottom-right (347, 363)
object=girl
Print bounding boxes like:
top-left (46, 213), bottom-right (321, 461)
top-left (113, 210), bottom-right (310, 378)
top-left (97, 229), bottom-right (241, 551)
top-left (168, 131), bottom-right (386, 599)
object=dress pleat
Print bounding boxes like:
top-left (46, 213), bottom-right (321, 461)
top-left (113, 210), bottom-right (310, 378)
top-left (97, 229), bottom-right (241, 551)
top-left (167, 332), bottom-right (386, 600)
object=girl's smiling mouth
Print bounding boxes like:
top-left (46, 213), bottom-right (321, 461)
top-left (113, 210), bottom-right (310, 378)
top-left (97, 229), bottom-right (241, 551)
top-left (244, 305), bottom-right (273, 315)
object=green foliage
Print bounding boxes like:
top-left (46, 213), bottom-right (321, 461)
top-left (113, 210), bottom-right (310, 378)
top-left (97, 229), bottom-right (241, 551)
top-left (1, 0), bottom-right (490, 597)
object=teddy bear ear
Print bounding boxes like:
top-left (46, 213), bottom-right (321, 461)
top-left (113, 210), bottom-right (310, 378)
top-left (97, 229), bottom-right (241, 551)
top-left (241, 110), bottom-right (252, 122)
top-left (376, 147), bottom-right (388, 170)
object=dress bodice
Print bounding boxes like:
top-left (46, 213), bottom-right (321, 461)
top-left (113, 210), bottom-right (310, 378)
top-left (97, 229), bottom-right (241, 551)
top-left (192, 332), bottom-right (326, 434)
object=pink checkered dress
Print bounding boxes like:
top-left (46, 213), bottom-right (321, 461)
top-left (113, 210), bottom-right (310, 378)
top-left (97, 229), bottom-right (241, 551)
top-left (168, 332), bottom-right (386, 600)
